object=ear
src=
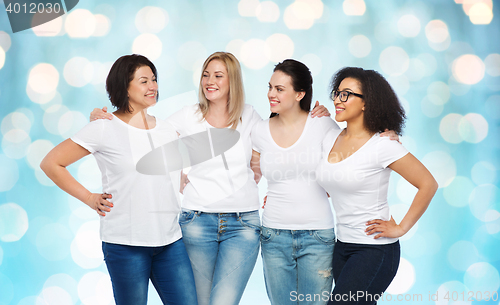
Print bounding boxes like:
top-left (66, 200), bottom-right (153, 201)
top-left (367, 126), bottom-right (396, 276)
top-left (296, 91), bottom-right (306, 102)
top-left (362, 101), bottom-right (365, 111)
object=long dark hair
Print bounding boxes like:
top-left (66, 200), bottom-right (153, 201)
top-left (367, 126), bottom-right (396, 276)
top-left (270, 59), bottom-right (313, 118)
top-left (106, 54), bottom-right (158, 113)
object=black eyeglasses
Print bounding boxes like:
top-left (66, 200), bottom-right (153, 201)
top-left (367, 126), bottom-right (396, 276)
top-left (332, 90), bottom-right (364, 102)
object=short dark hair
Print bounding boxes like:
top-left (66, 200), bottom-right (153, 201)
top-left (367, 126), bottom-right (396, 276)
top-left (330, 67), bottom-right (406, 135)
top-left (106, 54), bottom-right (158, 113)
top-left (271, 59), bottom-right (313, 118)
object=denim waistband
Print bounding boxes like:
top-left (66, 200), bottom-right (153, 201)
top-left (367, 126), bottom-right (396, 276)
top-left (184, 209), bottom-right (259, 218)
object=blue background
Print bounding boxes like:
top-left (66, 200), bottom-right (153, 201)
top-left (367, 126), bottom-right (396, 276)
top-left (0, 0), bottom-right (499, 304)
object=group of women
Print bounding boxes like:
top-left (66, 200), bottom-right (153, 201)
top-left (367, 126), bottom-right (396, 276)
top-left (41, 51), bottom-right (437, 305)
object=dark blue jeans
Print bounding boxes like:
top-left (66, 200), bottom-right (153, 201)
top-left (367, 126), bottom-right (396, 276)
top-left (102, 238), bottom-right (198, 305)
top-left (328, 240), bottom-right (400, 305)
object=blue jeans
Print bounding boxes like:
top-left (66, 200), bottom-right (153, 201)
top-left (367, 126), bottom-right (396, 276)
top-left (102, 238), bottom-right (198, 305)
top-left (179, 210), bottom-right (261, 305)
top-left (328, 240), bottom-right (400, 305)
top-left (260, 227), bottom-right (336, 305)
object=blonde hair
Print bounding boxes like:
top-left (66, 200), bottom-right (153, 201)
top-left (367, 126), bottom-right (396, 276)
top-left (198, 52), bottom-right (245, 129)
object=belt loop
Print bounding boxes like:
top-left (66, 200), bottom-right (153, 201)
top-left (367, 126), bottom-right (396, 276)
top-left (196, 210), bottom-right (202, 216)
top-left (236, 212), bottom-right (240, 218)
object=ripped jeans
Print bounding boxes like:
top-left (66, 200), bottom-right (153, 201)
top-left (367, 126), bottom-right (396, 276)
top-left (260, 227), bottom-right (336, 305)
top-left (179, 210), bottom-right (261, 305)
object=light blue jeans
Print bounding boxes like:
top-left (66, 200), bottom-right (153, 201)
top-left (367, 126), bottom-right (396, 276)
top-left (179, 210), bottom-right (261, 305)
top-left (260, 227), bottom-right (336, 305)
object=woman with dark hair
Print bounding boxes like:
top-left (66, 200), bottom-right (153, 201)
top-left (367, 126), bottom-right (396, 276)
top-left (251, 59), bottom-right (338, 304)
top-left (89, 52), bottom-right (331, 305)
top-left (316, 67), bottom-right (438, 305)
top-left (40, 54), bottom-right (198, 305)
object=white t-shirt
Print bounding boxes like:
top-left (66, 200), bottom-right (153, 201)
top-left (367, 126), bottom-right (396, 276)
top-left (316, 128), bottom-right (409, 245)
top-left (251, 114), bottom-right (338, 230)
top-left (71, 115), bottom-right (182, 247)
top-left (167, 104), bottom-right (262, 212)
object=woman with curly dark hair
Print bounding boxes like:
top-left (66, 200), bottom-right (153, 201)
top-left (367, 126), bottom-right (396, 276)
top-left (316, 67), bottom-right (438, 305)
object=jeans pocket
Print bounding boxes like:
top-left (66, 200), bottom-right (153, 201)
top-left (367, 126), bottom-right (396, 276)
top-left (179, 209), bottom-right (197, 227)
top-left (313, 228), bottom-right (336, 245)
top-left (238, 211), bottom-right (261, 232)
top-left (260, 226), bottom-right (275, 243)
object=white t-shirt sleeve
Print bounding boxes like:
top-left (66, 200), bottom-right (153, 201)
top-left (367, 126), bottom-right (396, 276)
top-left (166, 105), bottom-right (190, 134)
top-left (377, 136), bottom-right (409, 168)
top-left (71, 120), bottom-right (104, 153)
top-left (251, 120), bottom-right (263, 153)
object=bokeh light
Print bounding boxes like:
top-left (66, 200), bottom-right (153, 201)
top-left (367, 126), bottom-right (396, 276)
top-left (422, 151), bottom-right (457, 188)
top-left (266, 33), bottom-right (294, 63)
top-left (484, 53), bottom-right (500, 76)
top-left (468, 2), bottom-right (494, 24)
top-left (0, 203), bottom-right (29, 242)
top-left (348, 35), bottom-right (371, 58)
top-left (132, 33), bottom-right (163, 61)
top-left (256, 1), bottom-right (280, 23)
top-left (1, 2), bottom-right (499, 304)
top-left (443, 176), bottom-right (475, 208)
top-left (78, 271), bottom-right (114, 305)
top-left (240, 39), bottom-right (271, 70)
top-left (379, 46), bottom-right (409, 76)
top-left (0, 31), bottom-right (11, 52)
top-left (464, 262), bottom-right (500, 293)
top-left (64, 57), bottom-right (94, 87)
top-left (135, 6), bottom-right (168, 33)
top-left (343, 0), bottom-right (366, 16)
top-left (397, 14), bottom-right (421, 37)
top-left (65, 9), bottom-right (96, 38)
top-left (32, 13), bottom-right (63, 36)
top-left (386, 258), bottom-right (415, 294)
top-left (452, 54), bottom-right (485, 85)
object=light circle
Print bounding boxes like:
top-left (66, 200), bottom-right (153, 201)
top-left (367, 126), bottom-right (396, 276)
top-left (439, 113), bottom-right (463, 144)
top-left (132, 33), bottom-right (162, 61)
top-left (348, 35), bottom-right (371, 58)
top-left (64, 57), bottom-right (94, 87)
top-left (266, 33), bottom-right (294, 63)
top-left (78, 271), bottom-right (113, 305)
top-left (452, 54), bottom-right (485, 85)
top-left (0, 155), bottom-right (19, 192)
top-left (386, 258), bottom-right (415, 294)
top-left (284, 1), bottom-right (315, 30)
top-left (464, 262), bottom-right (500, 294)
top-left (425, 20), bottom-right (449, 43)
top-left (27, 63), bottom-right (59, 95)
top-left (458, 113), bottom-right (488, 143)
top-left (177, 41), bottom-right (207, 71)
top-left (447, 240), bottom-right (480, 271)
top-left (0, 203), bottom-right (29, 242)
top-left (443, 176), bottom-right (475, 208)
top-left (38, 286), bottom-right (73, 305)
top-left (135, 6), bottom-right (168, 33)
top-left (422, 151), bottom-right (456, 188)
top-left (0, 46), bottom-right (4, 70)
top-left (471, 161), bottom-right (496, 185)
top-left (397, 14), bottom-right (421, 37)
top-left (240, 39), bottom-right (271, 70)
top-left (0, 31), bottom-right (11, 52)
top-left (484, 53), bottom-right (500, 76)
top-left (379, 46), bottom-right (409, 76)
top-left (65, 9), bottom-right (96, 38)
top-left (343, 0), bottom-right (366, 16)
top-left (469, 3), bottom-right (494, 24)
top-left (256, 1), bottom-right (280, 23)
top-left (1, 129), bottom-right (31, 159)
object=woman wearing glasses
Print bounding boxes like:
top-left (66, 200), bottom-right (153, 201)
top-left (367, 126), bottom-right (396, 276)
top-left (251, 61), bottom-right (399, 305)
top-left (316, 67), bottom-right (438, 305)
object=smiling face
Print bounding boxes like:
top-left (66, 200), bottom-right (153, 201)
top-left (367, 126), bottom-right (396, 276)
top-left (127, 65), bottom-right (158, 111)
top-left (201, 59), bottom-right (230, 104)
top-left (334, 77), bottom-right (365, 123)
top-left (268, 71), bottom-right (305, 114)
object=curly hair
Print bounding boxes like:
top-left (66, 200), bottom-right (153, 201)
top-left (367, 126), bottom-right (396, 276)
top-left (330, 67), bottom-right (406, 135)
